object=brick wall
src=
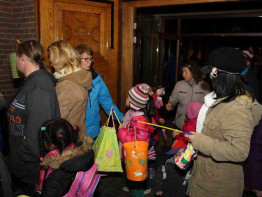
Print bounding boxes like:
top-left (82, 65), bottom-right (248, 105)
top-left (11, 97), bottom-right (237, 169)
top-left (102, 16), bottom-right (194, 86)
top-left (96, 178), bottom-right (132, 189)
top-left (0, 0), bottom-right (36, 99)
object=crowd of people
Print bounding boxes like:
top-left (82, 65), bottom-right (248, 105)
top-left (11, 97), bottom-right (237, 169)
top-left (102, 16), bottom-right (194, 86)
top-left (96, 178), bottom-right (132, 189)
top-left (0, 40), bottom-right (262, 197)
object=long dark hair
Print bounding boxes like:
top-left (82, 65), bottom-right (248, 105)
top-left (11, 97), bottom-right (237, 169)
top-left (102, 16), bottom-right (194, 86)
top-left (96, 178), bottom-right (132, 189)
top-left (17, 40), bottom-right (46, 70)
top-left (141, 96), bottom-right (156, 123)
top-left (212, 72), bottom-right (256, 102)
top-left (40, 119), bottom-right (79, 158)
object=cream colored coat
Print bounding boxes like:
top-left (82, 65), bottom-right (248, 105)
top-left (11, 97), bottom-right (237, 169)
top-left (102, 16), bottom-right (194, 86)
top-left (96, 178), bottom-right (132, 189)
top-left (188, 94), bottom-right (262, 197)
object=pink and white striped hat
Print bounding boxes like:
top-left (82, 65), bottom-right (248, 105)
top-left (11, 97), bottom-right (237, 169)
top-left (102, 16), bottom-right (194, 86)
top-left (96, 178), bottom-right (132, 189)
top-left (242, 48), bottom-right (254, 64)
top-left (128, 83), bottom-right (151, 110)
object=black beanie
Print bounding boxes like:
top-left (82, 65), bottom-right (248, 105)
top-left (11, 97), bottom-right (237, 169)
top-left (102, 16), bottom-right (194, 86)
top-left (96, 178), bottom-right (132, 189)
top-left (202, 47), bottom-right (246, 74)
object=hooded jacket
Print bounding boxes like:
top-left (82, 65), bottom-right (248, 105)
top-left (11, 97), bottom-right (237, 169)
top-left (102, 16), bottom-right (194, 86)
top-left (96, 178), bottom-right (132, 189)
top-left (55, 68), bottom-right (92, 139)
top-left (40, 136), bottom-right (94, 197)
top-left (188, 94), bottom-right (262, 197)
top-left (85, 74), bottom-right (123, 138)
top-left (8, 69), bottom-right (60, 184)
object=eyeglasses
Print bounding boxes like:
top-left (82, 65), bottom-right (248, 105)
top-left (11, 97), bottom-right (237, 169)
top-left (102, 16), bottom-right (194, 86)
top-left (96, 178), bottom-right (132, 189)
top-left (81, 57), bottom-right (94, 62)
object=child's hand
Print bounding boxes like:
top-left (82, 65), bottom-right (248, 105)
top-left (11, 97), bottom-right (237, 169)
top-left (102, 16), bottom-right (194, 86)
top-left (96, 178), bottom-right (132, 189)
top-left (156, 88), bottom-right (164, 96)
top-left (149, 90), bottom-right (154, 96)
top-left (172, 131), bottom-right (179, 138)
top-left (158, 118), bottom-right (165, 124)
top-left (34, 184), bottom-right (40, 193)
top-left (155, 191), bottom-right (163, 196)
top-left (166, 103), bottom-right (173, 111)
top-left (184, 132), bottom-right (196, 142)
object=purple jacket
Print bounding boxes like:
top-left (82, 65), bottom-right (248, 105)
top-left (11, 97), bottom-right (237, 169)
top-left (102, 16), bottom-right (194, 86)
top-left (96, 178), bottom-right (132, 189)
top-left (244, 117), bottom-right (262, 190)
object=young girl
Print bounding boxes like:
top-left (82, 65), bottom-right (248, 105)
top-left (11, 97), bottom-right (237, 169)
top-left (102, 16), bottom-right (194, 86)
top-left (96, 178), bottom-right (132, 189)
top-left (171, 101), bottom-right (203, 151)
top-left (118, 83), bottom-right (155, 144)
top-left (118, 83), bottom-right (155, 197)
top-left (38, 119), bottom-right (94, 196)
top-left (155, 101), bottom-right (202, 197)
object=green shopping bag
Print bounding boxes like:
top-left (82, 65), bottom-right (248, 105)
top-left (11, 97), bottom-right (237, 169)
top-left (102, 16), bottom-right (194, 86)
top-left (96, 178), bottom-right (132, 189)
top-left (92, 109), bottom-right (123, 172)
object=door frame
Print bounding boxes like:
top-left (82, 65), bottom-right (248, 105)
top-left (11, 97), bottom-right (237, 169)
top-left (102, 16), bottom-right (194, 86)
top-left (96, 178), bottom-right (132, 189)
top-left (120, 0), bottom-right (240, 110)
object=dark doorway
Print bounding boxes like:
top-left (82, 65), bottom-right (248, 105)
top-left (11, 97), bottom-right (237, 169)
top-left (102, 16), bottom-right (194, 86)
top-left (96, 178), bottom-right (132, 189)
top-left (134, 1), bottom-right (262, 102)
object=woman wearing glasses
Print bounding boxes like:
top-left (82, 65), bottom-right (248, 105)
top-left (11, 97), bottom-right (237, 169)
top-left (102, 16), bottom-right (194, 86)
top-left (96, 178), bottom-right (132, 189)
top-left (76, 44), bottom-right (123, 139)
top-left (48, 41), bottom-right (92, 139)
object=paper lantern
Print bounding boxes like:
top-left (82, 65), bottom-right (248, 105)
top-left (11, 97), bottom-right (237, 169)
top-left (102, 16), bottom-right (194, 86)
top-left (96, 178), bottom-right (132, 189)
top-left (9, 53), bottom-right (23, 78)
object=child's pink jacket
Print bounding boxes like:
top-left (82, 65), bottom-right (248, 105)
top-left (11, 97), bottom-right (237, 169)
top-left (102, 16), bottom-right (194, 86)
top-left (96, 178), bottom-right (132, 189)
top-left (118, 115), bottom-right (155, 143)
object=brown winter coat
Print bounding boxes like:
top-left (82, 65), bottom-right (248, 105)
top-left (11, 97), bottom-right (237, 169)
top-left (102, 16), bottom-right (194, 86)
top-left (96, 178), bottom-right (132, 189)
top-left (188, 94), bottom-right (262, 197)
top-left (56, 68), bottom-right (92, 139)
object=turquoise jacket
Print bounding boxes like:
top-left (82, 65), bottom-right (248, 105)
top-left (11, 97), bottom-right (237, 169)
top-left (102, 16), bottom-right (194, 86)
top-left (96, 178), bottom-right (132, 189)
top-left (85, 74), bottom-right (123, 138)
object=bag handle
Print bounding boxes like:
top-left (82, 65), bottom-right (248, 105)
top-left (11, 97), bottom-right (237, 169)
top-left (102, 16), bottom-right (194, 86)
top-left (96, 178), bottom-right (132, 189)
top-left (133, 123), bottom-right (137, 148)
top-left (105, 107), bottom-right (115, 128)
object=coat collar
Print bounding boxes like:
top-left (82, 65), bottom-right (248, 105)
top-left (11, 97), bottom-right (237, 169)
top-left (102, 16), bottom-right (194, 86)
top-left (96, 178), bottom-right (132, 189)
top-left (41, 136), bottom-right (93, 169)
top-left (54, 66), bottom-right (81, 80)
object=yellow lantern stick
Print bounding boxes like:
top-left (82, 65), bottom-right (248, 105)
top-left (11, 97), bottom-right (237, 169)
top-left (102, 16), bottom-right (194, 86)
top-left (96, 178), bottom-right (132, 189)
top-left (112, 109), bottom-right (122, 127)
top-left (16, 39), bottom-right (21, 44)
top-left (135, 120), bottom-right (191, 135)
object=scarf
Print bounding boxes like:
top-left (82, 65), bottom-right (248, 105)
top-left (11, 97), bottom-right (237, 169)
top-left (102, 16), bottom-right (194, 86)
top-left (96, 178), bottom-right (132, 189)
top-left (122, 109), bottom-right (144, 128)
top-left (196, 92), bottom-right (217, 133)
top-left (187, 80), bottom-right (195, 87)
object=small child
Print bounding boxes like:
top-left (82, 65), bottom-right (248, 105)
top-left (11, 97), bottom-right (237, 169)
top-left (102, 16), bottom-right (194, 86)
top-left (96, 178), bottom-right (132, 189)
top-left (38, 119), bottom-right (94, 196)
top-left (118, 83), bottom-right (155, 197)
top-left (150, 87), bottom-right (165, 144)
top-left (118, 83), bottom-right (155, 144)
top-left (155, 101), bottom-right (202, 197)
top-left (171, 101), bottom-right (203, 149)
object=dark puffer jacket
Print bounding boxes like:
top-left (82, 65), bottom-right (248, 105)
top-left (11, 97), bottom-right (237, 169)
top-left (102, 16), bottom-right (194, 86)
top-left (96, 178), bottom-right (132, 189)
top-left (40, 136), bottom-right (94, 197)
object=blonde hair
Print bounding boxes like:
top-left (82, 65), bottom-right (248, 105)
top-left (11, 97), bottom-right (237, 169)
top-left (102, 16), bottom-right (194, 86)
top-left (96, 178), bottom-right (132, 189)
top-left (47, 40), bottom-right (81, 73)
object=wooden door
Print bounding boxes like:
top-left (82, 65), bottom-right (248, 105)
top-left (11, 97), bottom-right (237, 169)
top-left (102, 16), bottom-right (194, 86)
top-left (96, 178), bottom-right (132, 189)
top-left (39, 0), bottom-right (119, 124)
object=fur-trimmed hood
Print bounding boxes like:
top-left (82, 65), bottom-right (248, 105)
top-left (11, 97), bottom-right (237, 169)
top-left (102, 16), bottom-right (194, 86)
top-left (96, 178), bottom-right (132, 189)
top-left (235, 94), bottom-right (262, 127)
top-left (55, 68), bottom-right (92, 91)
top-left (41, 136), bottom-right (94, 171)
top-left (213, 93), bottom-right (262, 127)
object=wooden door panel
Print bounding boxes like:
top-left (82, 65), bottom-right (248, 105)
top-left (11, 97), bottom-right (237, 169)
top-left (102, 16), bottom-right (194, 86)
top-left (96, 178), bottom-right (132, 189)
top-left (39, 0), bottom-right (119, 125)
top-left (54, 2), bottom-right (110, 60)
top-left (63, 12), bottom-right (101, 52)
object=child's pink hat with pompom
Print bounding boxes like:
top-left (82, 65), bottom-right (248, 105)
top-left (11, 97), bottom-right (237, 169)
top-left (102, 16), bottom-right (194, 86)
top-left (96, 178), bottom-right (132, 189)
top-left (186, 101), bottom-right (203, 120)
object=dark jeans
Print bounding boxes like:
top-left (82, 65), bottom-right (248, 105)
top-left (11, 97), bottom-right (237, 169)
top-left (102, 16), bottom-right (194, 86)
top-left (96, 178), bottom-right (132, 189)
top-left (12, 175), bottom-right (36, 197)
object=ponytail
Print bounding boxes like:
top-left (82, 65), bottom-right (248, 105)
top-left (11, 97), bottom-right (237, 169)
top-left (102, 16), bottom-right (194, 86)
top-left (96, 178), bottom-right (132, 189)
top-left (40, 119), bottom-right (79, 157)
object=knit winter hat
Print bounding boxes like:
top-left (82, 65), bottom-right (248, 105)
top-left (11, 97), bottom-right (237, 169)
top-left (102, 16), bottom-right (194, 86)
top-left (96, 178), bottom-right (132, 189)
top-left (186, 101), bottom-right (203, 120)
top-left (201, 47), bottom-right (246, 76)
top-left (242, 48), bottom-right (254, 64)
top-left (128, 83), bottom-right (151, 111)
